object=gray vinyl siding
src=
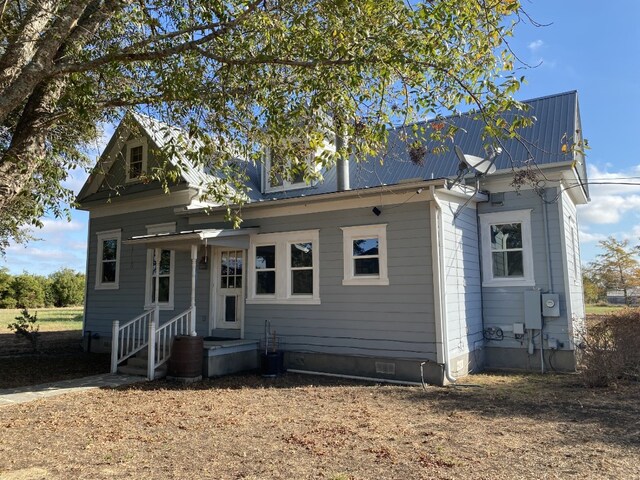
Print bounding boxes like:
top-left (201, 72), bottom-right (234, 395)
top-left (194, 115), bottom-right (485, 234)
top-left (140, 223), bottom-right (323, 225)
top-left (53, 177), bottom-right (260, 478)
top-left (439, 198), bottom-right (483, 362)
top-left (84, 205), bottom-right (212, 338)
top-left (561, 190), bottom-right (586, 341)
top-left (236, 201), bottom-right (437, 360)
top-left (478, 186), bottom-right (573, 350)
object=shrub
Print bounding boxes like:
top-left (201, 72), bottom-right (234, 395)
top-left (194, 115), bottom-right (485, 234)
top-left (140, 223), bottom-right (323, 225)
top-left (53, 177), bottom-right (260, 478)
top-left (579, 309), bottom-right (640, 387)
top-left (11, 273), bottom-right (46, 308)
top-left (48, 268), bottom-right (85, 307)
top-left (0, 267), bottom-right (16, 308)
top-left (8, 308), bottom-right (40, 353)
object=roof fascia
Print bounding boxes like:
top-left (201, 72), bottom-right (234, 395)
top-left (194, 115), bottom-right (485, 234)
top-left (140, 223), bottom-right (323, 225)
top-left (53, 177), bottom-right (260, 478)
top-left (178, 178), bottom-right (448, 218)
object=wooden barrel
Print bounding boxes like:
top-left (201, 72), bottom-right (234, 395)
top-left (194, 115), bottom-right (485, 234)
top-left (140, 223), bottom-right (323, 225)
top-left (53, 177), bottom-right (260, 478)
top-left (168, 335), bottom-right (203, 377)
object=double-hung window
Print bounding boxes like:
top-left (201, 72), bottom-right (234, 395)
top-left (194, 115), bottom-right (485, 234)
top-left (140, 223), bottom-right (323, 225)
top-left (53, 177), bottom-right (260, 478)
top-left (144, 223), bottom-right (176, 310)
top-left (248, 230), bottom-right (320, 304)
top-left (479, 210), bottom-right (534, 287)
top-left (341, 224), bottom-right (389, 286)
top-left (263, 148), bottom-right (309, 193)
top-left (125, 138), bottom-right (147, 183)
top-left (255, 245), bottom-right (276, 295)
top-left (95, 229), bottom-right (121, 289)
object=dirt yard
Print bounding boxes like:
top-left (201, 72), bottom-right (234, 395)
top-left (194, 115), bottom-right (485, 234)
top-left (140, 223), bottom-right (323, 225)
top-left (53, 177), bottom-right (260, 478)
top-left (0, 326), bottom-right (109, 389)
top-left (1, 373), bottom-right (638, 480)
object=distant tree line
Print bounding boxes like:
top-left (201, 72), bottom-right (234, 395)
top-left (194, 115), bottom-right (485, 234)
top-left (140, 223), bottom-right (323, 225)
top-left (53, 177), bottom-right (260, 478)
top-left (0, 268), bottom-right (84, 308)
top-left (582, 237), bottom-right (640, 305)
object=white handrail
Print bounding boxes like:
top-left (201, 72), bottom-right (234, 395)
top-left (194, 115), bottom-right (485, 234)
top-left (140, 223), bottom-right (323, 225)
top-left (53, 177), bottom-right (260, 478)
top-left (110, 310), bottom-right (154, 373)
top-left (148, 306), bottom-right (194, 378)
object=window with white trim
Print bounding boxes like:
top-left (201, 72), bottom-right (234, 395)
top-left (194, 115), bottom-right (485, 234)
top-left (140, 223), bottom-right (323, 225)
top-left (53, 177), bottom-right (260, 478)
top-left (247, 230), bottom-right (320, 304)
top-left (95, 229), bottom-right (121, 289)
top-left (263, 147), bottom-right (310, 193)
top-left (341, 224), bottom-right (389, 286)
top-left (145, 249), bottom-right (175, 309)
top-left (144, 223), bottom-right (176, 310)
top-left (125, 138), bottom-right (147, 183)
top-left (479, 210), bottom-right (534, 287)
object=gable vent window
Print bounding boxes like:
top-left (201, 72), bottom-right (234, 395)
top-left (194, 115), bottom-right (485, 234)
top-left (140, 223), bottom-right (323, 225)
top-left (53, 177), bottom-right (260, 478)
top-left (129, 146), bottom-right (143, 179)
top-left (125, 138), bottom-right (147, 183)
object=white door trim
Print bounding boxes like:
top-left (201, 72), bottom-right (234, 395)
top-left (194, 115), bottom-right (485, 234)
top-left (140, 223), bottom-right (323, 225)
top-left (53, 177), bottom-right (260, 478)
top-left (209, 247), bottom-right (245, 334)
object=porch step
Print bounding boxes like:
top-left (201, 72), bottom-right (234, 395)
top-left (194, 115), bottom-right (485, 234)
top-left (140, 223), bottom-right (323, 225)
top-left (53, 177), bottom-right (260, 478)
top-left (118, 363), bottom-right (167, 379)
top-left (117, 349), bottom-right (167, 379)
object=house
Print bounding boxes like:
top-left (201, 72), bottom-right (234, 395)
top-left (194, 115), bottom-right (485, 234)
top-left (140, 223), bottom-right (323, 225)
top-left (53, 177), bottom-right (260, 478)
top-left (76, 90), bottom-right (589, 384)
top-left (606, 289), bottom-right (640, 306)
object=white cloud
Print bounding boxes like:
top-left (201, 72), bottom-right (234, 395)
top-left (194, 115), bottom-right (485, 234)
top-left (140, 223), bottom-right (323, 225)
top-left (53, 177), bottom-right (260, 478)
top-left (39, 218), bottom-right (84, 234)
top-left (528, 39), bottom-right (544, 53)
top-left (578, 164), bottom-right (640, 224)
top-left (579, 230), bottom-right (607, 243)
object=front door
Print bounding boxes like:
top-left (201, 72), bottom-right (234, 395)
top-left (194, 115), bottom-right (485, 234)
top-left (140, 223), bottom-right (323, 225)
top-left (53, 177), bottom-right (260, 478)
top-left (215, 248), bottom-right (245, 330)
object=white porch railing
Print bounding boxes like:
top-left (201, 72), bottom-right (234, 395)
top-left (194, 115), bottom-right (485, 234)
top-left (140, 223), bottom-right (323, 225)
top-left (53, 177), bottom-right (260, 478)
top-left (110, 310), bottom-right (154, 374)
top-left (148, 306), bottom-right (195, 379)
top-left (111, 306), bottom-right (196, 379)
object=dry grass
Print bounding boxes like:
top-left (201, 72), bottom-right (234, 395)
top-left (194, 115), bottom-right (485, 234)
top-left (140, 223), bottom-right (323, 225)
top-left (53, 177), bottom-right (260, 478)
top-left (0, 307), bottom-right (109, 389)
top-left (1, 372), bottom-right (638, 480)
top-left (0, 307), bottom-right (83, 332)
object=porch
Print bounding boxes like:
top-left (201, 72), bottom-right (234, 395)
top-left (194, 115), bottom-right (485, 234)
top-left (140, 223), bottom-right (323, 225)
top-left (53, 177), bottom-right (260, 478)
top-left (110, 228), bottom-right (259, 379)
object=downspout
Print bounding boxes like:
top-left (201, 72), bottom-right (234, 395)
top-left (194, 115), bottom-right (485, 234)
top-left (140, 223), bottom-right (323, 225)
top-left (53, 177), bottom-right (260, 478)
top-left (429, 186), bottom-right (457, 384)
top-left (82, 213), bottom-right (91, 341)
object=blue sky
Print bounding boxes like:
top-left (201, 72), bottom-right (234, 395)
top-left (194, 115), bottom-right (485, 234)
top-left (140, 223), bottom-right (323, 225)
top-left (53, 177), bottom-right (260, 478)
top-left (3, 1), bottom-right (640, 275)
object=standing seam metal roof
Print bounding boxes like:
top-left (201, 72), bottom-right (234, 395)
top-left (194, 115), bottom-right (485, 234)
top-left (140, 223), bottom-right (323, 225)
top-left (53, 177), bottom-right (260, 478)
top-left (242, 91), bottom-right (586, 202)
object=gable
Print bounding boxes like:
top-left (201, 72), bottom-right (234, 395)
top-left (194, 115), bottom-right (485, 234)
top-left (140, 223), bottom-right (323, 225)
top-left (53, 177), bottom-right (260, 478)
top-left (77, 113), bottom-right (209, 205)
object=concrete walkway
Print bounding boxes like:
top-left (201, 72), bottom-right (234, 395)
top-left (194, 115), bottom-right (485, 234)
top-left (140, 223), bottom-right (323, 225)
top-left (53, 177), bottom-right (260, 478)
top-left (0, 374), bottom-right (145, 407)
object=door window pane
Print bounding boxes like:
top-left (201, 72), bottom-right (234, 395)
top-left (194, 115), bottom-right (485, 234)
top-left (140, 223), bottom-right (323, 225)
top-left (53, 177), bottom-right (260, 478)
top-left (221, 250), bottom-right (243, 290)
top-left (225, 296), bottom-right (237, 323)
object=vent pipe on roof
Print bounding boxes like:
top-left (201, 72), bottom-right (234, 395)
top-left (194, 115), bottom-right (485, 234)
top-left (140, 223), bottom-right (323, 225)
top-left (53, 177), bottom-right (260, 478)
top-left (335, 117), bottom-right (350, 192)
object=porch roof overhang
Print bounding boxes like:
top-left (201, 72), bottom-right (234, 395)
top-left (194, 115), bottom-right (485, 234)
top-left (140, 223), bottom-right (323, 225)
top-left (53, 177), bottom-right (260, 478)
top-left (123, 227), bottom-right (259, 250)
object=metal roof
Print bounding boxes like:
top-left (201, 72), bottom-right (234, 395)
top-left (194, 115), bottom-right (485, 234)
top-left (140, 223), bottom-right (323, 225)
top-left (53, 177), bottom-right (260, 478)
top-left (82, 91), bottom-right (585, 205)
top-left (241, 91), bottom-right (588, 202)
top-left (132, 112), bottom-right (215, 189)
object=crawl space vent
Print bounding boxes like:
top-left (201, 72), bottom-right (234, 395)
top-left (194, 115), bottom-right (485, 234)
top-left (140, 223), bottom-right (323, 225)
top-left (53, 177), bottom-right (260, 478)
top-left (375, 362), bottom-right (396, 375)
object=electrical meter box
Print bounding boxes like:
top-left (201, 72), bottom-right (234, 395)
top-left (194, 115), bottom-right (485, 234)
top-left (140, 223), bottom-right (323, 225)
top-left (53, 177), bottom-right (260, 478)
top-left (541, 293), bottom-right (561, 317)
top-left (524, 290), bottom-right (542, 330)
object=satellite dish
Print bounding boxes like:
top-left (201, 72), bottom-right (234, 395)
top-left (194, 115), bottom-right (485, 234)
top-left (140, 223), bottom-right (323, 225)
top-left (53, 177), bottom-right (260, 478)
top-left (448, 144), bottom-right (502, 190)
top-left (454, 145), bottom-right (498, 175)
